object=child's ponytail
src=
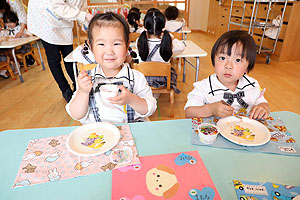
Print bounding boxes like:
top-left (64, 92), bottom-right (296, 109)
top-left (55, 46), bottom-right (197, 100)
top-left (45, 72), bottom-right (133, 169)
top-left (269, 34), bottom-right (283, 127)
top-left (160, 30), bottom-right (173, 62)
top-left (137, 30), bottom-right (149, 61)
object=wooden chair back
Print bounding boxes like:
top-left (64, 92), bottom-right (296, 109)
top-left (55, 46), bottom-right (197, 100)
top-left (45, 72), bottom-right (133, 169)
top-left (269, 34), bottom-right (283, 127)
top-left (129, 32), bottom-right (140, 42)
top-left (171, 32), bottom-right (182, 40)
top-left (79, 63), bottom-right (97, 72)
top-left (0, 56), bottom-right (15, 80)
top-left (16, 41), bottom-right (40, 72)
top-left (133, 61), bottom-right (174, 117)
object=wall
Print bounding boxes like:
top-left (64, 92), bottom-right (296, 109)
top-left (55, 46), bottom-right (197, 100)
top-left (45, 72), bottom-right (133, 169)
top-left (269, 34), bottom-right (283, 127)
top-left (188, 0), bottom-right (210, 31)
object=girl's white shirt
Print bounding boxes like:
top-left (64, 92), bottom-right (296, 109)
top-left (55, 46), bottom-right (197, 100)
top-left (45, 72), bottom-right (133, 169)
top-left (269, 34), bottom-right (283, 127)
top-left (129, 26), bottom-right (144, 34)
top-left (66, 63), bottom-right (157, 124)
top-left (27, 0), bottom-right (87, 45)
top-left (136, 37), bottom-right (185, 63)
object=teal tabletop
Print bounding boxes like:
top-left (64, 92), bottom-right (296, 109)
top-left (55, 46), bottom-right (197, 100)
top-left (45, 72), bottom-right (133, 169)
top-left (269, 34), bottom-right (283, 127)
top-left (0, 111), bottom-right (300, 200)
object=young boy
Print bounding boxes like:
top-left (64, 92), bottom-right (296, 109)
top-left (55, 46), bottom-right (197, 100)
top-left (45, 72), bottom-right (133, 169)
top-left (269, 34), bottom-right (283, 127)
top-left (185, 30), bottom-right (270, 120)
top-left (164, 6), bottom-right (185, 33)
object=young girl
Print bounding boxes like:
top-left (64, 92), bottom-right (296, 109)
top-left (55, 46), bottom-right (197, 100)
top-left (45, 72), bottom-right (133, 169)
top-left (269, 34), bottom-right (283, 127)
top-left (137, 10), bottom-right (184, 94)
top-left (66, 12), bottom-right (157, 124)
top-left (127, 11), bottom-right (144, 33)
top-left (164, 6), bottom-right (185, 33)
top-left (185, 30), bottom-right (270, 120)
top-left (3, 11), bottom-right (31, 38)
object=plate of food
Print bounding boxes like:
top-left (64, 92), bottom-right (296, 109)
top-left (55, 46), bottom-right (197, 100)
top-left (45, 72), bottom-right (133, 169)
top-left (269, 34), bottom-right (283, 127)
top-left (216, 116), bottom-right (271, 146)
top-left (66, 122), bottom-right (120, 156)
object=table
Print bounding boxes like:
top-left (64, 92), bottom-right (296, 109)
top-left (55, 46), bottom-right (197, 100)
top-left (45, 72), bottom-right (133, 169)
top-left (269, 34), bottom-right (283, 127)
top-left (173, 40), bottom-right (207, 82)
top-left (65, 40), bottom-right (207, 84)
top-left (0, 36), bottom-right (45, 83)
top-left (180, 26), bottom-right (192, 40)
top-left (0, 111), bottom-right (299, 200)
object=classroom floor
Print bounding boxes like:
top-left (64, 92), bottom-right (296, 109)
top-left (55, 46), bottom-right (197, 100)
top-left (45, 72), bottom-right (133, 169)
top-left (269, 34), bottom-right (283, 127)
top-left (0, 32), bottom-right (300, 132)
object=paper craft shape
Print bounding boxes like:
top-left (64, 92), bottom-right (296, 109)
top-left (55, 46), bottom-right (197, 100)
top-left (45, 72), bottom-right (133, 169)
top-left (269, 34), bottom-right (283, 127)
top-left (112, 151), bottom-right (221, 200)
top-left (13, 125), bottom-right (139, 188)
top-left (233, 180), bottom-right (300, 199)
top-left (191, 113), bottom-right (300, 156)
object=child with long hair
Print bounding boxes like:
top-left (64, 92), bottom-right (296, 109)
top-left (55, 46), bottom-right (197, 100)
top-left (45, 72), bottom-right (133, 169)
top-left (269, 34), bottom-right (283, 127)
top-left (137, 10), bottom-right (184, 93)
top-left (127, 11), bottom-right (143, 33)
top-left (185, 30), bottom-right (270, 119)
top-left (66, 12), bottom-right (157, 124)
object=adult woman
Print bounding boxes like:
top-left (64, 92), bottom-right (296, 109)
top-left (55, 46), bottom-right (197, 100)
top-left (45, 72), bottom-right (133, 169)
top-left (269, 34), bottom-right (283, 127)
top-left (0, 0), bottom-right (27, 38)
top-left (27, 0), bottom-right (93, 102)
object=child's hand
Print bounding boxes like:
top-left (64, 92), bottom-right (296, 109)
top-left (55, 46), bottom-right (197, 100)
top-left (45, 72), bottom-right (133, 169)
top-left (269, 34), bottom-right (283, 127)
top-left (249, 103), bottom-right (270, 120)
top-left (211, 101), bottom-right (234, 118)
top-left (108, 85), bottom-right (133, 105)
top-left (78, 70), bottom-right (93, 94)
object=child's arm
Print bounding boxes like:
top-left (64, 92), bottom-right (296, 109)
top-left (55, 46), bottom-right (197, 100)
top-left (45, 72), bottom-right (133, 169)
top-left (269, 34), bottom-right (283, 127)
top-left (109, 85), bottom-right (148, 115)
top-left (69, 70), bottom-right (93, 119)
top-left (249, 102), bottom-right (270, 120)
top-left (185, 101), bottom-right (234, 118)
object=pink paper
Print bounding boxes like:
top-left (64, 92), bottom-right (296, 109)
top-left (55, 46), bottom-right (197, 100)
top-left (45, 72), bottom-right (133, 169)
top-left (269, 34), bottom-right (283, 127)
top-left (112, 151), bottom-right (221, 200)
top-left (13, 125), bottom-right (139, 188)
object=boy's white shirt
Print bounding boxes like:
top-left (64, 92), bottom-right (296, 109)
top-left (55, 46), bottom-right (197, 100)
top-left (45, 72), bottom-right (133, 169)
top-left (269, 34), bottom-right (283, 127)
top-left (27, 0), bottom-right (87, 45)
top-left (66, 63), bottom-right (157, 124)
top-left (184, 73), bottom-right (267, 114)
top-left (165, 19), bottom-right (185, 33)
top-left (136, 38), bottom-right (185, 63)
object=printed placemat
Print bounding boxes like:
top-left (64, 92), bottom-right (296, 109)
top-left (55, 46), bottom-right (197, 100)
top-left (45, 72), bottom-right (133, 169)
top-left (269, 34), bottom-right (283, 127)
top-left (191, 114), bottom-right (300, 156)
top-left (112, 151), bottom-right (221, 200)
top-left (233, 180), bottom-right (300, 199)
top-left (13, 125), bottom-right (139, 188)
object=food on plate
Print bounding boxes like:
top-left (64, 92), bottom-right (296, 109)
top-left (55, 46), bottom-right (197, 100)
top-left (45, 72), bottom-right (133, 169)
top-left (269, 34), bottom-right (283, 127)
top-left (230, 125), bottom-right (255, 141)
top-left (81, 132), bottom-right (105, 149)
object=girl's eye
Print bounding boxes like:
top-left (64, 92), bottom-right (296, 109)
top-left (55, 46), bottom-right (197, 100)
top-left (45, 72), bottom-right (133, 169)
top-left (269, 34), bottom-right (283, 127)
top-left (114, 43), bottom-right (121, 46)
top-left (98, 43), bottom-right (104, 46)
top-left (219, 56), bottom-right (225, 61)
top-left (236, 58), bottom-right (242, 63)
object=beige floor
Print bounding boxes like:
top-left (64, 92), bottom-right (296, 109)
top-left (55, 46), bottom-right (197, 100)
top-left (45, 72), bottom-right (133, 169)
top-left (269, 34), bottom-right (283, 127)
top-left (0, 32), bottom-right (299, 132)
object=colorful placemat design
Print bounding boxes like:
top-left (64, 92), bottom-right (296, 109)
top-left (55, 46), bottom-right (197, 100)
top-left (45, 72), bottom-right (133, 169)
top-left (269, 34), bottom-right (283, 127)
top-left (112, 151), bottom-right (221, 200)
top-left (191, 114), bottom-right (300, 156)
top-left (233, 180), bottom-right (300, 199)
top-left (13, 125), bottom-right (139, 188)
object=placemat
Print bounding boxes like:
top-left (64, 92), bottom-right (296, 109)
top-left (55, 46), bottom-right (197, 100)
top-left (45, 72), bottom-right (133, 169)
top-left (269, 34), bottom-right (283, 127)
top-left (233, 180), bottom-right (300, 199)
top-left (191, 115), bottom-right (300, 156)
top-left (112, 151), bottom-right (221, 200)
top-left (13, 125), bottom-right (140, 188)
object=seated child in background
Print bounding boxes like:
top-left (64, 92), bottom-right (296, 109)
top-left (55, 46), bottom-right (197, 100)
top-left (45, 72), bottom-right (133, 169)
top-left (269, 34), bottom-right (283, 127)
top-left (137, 10), bottom-right (185, 94)
top-left (3, 11), bottom-right (35, 65)
top-left (128, 7), bottom-right (143, 27)
top-left (127, 11), bottom-right (144, 33)
top-left (0, 28), bottom-right (10, 79)
top-left (185, 30), bottom-right (270, 120)
top-left (164, 6), bottom-right (185, 33)
top-left (66, 12), bottom-right (157, 124)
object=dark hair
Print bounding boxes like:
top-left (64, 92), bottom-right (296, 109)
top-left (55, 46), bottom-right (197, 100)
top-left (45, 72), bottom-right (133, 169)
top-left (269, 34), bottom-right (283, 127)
top-left (165, 6), bottom-right (179, 21)
top-left (211, 30), bottom-right (257, 72)
top-left (0, 0), bottom-right (10, 12)
top-left (146, 8), bottom-right (159, 14)
top-left (3, 10), bottom-right (19, 25)
top-left (137, 10), bottom-right (172, 62)
top-left (88, 12), bottom-right (129, 47)
top-left (127, 12), bottom-right (140, 32)
top-left (129, 7), bottom-right (140, 15)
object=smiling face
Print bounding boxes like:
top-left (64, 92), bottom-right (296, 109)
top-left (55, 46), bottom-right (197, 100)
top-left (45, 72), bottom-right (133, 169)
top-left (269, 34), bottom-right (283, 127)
top-left (89, 24), bottom-right (128, 77)
top-left (214, 42), bottom-right (249, 91)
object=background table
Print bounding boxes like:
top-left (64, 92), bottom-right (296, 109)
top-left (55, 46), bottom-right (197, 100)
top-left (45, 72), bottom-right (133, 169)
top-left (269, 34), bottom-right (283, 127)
top-left (0, 36), bottom-right (45, 83)
top-left (1, 111), bottom-right (299, 200)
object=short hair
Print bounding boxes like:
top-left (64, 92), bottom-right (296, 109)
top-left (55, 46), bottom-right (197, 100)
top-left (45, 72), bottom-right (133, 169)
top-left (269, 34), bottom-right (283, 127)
top-left (88, 12), bottom-right (129, 47)
top-left (3, 11), bottom-right (19, 25)
top-left (165, 6), bottom-right (179, 21)
top-left (211, 30), bottom-right (257, 72)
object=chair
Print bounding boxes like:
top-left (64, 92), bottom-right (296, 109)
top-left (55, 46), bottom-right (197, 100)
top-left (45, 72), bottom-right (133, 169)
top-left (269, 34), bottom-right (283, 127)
top-left (0, 56), bottom-right (16, 80)
top-left (129, 32), bottom-right (140, 42)
top-left (16, 41), bottom-right (40, 72)
top-left (133, 61), bottom-right (174, 118)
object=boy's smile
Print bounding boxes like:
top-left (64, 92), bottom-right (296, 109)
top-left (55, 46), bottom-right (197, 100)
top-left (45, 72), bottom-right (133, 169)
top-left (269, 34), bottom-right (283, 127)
top-left (214, 43), bottom-right (248, 91)
top-left (90, 25), bottom-right (128, 77)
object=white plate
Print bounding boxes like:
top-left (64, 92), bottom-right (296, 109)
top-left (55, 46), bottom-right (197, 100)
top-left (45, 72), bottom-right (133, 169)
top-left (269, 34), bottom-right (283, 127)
top-left (217, 116), bottom-right (271, 146)
top-left (66, 122), bottom-right (120, 156)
